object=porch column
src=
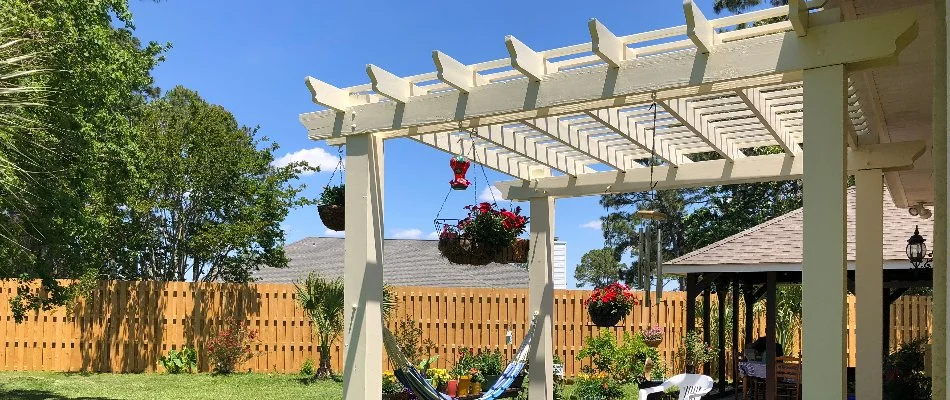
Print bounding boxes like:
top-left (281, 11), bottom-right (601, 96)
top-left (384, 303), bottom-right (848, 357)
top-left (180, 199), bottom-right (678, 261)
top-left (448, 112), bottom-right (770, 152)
top-left (802, 64), bottom-right (848, 400)
top-left (855, 169), bottom-right (884, 400)
top-left (528, 196), bottom-right (555, 399)
top-left (343, 133), bottom-right (385, 400)
top-left (932, 0), bottom-right (948, 396)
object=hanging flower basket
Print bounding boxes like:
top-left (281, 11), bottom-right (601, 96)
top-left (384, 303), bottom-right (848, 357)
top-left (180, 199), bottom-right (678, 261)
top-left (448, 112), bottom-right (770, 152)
top-left (494, 239), bottom-right (529, 264)
top-left (642, 325), bottom-right (664, 348)
top-left (318, 204), bottom-right (345, 232)
top-left (437, 203), bottom-right (528, 266)
top-left (318, 184), bottom-right (346, 232)
top-left (438, 236), bottom-right (496, 266)
top-left (585, 282), bottom-right (638, 327)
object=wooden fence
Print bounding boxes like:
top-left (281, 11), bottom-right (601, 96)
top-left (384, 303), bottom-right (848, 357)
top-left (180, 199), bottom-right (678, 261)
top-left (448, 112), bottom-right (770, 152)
top-left (0, 281), bottom-right (933, 377)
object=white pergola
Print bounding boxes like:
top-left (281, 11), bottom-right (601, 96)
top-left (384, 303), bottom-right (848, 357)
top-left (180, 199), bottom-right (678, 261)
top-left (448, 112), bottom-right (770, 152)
top-left (299, 2), bottom-right (939, 399)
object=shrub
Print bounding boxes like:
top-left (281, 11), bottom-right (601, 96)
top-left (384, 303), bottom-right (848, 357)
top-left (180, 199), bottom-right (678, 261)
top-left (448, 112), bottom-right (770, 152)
top-left (300, 358), bottom-right (314, 376)
top-left (392, 316), bottom-right (435, 364)
top-left (576, 329), bottom-right (649, 383)
top-left (205, 320), bottom-right (258, 374)
top-left (571, 372), bottom-right (625, 400)
top-left (676, 330), bottom-right (715, 373)
top-left (884, 338), bottom-right (931, 400)
top-left (319, 184), bottom-right (345, 206)
top-left (475, 349), bottom-right (505, 376)
top-left (158, 346), bottom-right (198, 374)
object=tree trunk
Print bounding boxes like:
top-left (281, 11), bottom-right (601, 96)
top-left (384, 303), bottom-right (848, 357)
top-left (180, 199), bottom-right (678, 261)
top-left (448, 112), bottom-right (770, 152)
top-left (316, 343), bottom-right (333, 379)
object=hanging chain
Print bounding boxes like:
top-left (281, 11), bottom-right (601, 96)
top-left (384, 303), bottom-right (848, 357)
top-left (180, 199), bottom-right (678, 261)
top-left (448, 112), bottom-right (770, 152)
top-left (324, 145), bottom-right (345, 190)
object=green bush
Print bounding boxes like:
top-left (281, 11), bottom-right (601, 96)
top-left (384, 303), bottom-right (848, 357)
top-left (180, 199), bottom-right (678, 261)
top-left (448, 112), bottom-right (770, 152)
top-left (475, 349), bottom-right (505, 375)
top-left (319, 185), bottom-right (345, 206)
top-left (576, 329), bottom-right (649, 383)
top-left (884, 338), bottom-right (931, 400)
top-left (571, 373), bottom-right (624, 400)
top-left (159, 346), bottom-right (198, 374)
top-left (300, 359), bottom-right (314, 376)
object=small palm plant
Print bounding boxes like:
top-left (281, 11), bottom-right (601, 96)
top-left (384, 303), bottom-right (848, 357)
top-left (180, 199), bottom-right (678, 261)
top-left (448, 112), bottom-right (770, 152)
top-left (296, 272), bottom-right (397, 379)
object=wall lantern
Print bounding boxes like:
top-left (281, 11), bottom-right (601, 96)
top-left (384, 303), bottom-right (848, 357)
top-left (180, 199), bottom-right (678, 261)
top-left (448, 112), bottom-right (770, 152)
top-left (906, 225), bottom-right (932, 269)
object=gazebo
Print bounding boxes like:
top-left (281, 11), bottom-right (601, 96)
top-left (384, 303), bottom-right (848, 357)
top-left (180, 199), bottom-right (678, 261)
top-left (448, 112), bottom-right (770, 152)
top-left (298, 1), bottom-right (947, 399)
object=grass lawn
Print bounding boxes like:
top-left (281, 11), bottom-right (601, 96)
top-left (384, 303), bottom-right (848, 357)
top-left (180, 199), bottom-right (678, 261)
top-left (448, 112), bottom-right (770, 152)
top-left (0, 372), bottom-right (342, 400)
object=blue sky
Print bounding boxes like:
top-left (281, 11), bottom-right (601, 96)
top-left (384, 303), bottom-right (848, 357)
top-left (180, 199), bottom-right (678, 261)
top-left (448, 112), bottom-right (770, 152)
top-left (127, 0), bottom-right (731, 289)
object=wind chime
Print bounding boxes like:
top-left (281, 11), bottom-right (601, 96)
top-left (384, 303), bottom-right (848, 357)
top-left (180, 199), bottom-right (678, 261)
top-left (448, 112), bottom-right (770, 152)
top-left (619, 93), bottom-right (665, 307)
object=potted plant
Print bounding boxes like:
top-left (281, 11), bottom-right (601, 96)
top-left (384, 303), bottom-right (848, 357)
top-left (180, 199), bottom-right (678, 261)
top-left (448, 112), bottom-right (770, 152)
top-left (475, 349), bottom-right (505, 389)
top-left (643, 325), bottom-right (664, 348)
top-left (317, 184), bottom-right (345, 231)
top-left (676, 330), bottom-right (715, 374)
top-left (438, 202), bottom-right (528, 265)
top-left (468, 368), bottom-right (485, 394)
top-left (452, 347), bottom-right (477, 396)
top-left (584, 282), bottom-right (638, 327)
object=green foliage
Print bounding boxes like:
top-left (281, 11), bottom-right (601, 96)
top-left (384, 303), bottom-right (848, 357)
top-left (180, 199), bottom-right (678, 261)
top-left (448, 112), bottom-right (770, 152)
top-left (752, 284), bottom-right (802, 351)
top-left (319, 184), bottom-right (345, 206)
top-left (158, 346), bottom-right (198, 374)
top-left (570, 373), bottom-right (625, 400)
top-left (300, 358), bottom-right (314, 376)
top-left (0, 0), bottom-right (166, 321)
top-left (416, 355), bottom-right (439, 377)
top-left (451, 347), bottom-right (478, 379)
top-left (576, 329), bottom-right (649, 383)
top-left (454, 203), bottom-right (528, 251)
top-left (474, 349), bottom-right (505, 375)
top-left (295, 273), bottom-right (344, 379)
top-left (382, 371), bottom-right (405, 395)
top-left (133, 86), bottom-right (314, 282)
top-left (392, 316), bottom-right (436, 366)
top-left (884, 338), bottom-right (931, 400)
top-left (676, 331), bottom-right (716, 372)
top-left (574, 248), bottom-right (625, 289)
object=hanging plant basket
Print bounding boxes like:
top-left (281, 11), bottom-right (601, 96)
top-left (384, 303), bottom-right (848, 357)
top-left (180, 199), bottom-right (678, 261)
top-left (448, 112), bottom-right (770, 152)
top-left (588, 303), bottom-right (624, 327)
top-left (318, 204), bottom-right (345, 232)
top-left (644, 338), bottom-right (663, 348)
top-left (494, 239), bottom-right (529, 264)
top-left (438, 236), bottom-right (497, 266)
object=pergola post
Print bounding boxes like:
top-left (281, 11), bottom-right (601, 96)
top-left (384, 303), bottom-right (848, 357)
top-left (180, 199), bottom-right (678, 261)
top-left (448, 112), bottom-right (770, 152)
top-left (528, 197), bottom-right (555, 399)
top-left (802, 64), bottom-right (848, 400)
top-left (342, 133), bottom-right (385, 400)
top-left (855, 169), bottom-right (884, 400)
top-left (932, 0), bottom-right (948, 395)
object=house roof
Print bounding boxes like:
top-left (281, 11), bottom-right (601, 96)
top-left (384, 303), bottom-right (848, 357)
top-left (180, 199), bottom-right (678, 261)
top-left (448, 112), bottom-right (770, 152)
top-left (664, 186), bottom-right (933, 273)
top-left (253, 237), bottom-right (528, 288)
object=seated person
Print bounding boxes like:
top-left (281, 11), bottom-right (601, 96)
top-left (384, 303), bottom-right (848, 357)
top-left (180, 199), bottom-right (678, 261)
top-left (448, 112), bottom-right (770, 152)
top-left (752, 336), bottom-right (784, 359)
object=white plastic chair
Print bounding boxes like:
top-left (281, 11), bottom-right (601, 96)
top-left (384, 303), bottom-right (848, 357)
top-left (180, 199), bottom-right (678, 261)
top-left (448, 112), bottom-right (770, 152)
top-left (638, 374), bottom-right (714, 400)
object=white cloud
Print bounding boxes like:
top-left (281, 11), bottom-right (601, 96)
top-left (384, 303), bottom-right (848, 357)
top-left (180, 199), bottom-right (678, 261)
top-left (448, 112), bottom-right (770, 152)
top-left (272, 147), bottom-right (339, 175)
top-left (426, 231), bottom-right (440, 240)
top-left (478, 186), bottom-right (503, 202)
top-left (322, 228), bottom-right (345, 238)
top-left (392, 228), bottom-right (424, 240)
top-left (581, 220), bottom-right (602, 230)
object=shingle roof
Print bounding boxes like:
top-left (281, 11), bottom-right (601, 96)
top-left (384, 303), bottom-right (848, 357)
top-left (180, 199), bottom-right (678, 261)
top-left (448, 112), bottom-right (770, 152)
top-left (253, 237), bottom-right (529, 288)
top-left (666, 186), bottom-right (933, 268)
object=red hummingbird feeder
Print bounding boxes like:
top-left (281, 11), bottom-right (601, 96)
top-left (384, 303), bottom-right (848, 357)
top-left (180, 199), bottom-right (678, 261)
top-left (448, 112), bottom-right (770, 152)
top-left (449, 155), bottom-right (471, 190)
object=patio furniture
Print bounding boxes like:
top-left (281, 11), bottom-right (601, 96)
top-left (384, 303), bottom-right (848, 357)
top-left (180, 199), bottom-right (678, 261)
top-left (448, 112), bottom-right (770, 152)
top-left (383, 314), bottom-right (539, 400)
top-left (775, 356), bottom-right (802, 400)
top-left (638, 374), bottom-right (714, 400)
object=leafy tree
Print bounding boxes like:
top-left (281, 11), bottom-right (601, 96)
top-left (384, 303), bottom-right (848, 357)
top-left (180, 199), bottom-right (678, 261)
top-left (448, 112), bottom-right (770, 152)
top-left (713, 0), bottom-right (787, 15)
top-left (131, 86), bottom-right (312, 281)
top-left (0, 0), bottom-right (166, 320)
top-left (574, 248), bottom-right (626, 289)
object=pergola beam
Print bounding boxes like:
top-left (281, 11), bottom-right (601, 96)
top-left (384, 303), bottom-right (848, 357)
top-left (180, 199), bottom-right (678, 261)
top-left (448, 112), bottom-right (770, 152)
top-left (300, 9), bottom-right (918, 140)
top-left (659, 98), bottom-right (744, 161)
top-left (496, 141), bottom-right (926, 199)
top-left (521, 117), bottom-right (634, 171)
top-left (586, 108), bottom-right (691, 166)
top-left (473, 125), bottom-right (594, 176)
top-left (736, 88), bottom-right (801, 154)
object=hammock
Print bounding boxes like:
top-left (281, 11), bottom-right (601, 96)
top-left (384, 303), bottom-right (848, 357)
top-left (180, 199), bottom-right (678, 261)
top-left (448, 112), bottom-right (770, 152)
top-left (383, 313), bottom-right (539, 400)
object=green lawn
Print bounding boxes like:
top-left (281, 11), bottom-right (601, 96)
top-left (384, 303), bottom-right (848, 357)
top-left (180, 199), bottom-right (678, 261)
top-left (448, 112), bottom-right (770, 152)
top-left (0, 372), bottom-right (342, 400)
